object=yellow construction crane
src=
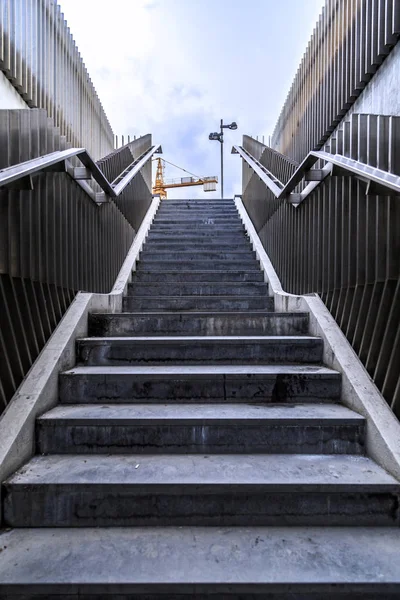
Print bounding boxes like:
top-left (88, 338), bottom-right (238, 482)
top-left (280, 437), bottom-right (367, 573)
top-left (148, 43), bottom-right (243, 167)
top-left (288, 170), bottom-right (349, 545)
top-left (152, 158), bottom-right (218, 199)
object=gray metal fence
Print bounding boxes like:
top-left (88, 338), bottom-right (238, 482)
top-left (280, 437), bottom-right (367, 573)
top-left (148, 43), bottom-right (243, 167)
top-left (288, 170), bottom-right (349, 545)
top-left (0, 110), bottom-right (153, 412)
top-left (242, 125), bottom-right (400, 416)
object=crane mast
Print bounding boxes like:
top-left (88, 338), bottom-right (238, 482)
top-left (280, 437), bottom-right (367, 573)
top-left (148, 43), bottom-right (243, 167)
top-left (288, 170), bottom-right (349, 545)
top-left (152, 158), bottom-right (218, 199)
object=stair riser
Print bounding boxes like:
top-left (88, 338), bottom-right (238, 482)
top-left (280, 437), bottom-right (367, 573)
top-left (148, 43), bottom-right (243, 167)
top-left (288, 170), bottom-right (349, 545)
top-left (151, 221), bottom-right (244, 234)
top-left (132, 271), bottom-right (264, 282)
top-left (77, 339), bottom-right (323, 366)
top-left (143, 241), bottom-right (251, 249)
top-left (135, 262), bottom-right (260, 271)
top-left (139, 252), bottom-right (256, 261)
top-left (5, 489), bottom-right (398, 527)
top-left (154, 214), bottom-right (240, 218)
top-left (157, 205), bottom-right (237, 210)
top-left (151, 223), bottom-right (244, 228)
top-left (152, 220), bottom-right (242, 226)
top-left (127, 283), bottom-right (268, 297)
top-left (1, 591), bottom-right (398, 599)
top-left (59, 372), bottom-right (342, 404)
top-left (155, 212), bottom-right (239, 219)
top-left (158, 203), bottom-right (234, 208)
top-left (88, 314), bottom-right (308, 337)
top-left (37, 423), bottom-right (365, 455)
top-left (143, 237), bottom-right (252, 244)
top-left (123, 297), bottom-right (273, 311)
top-left (146, 233), bottom-right (249, 240)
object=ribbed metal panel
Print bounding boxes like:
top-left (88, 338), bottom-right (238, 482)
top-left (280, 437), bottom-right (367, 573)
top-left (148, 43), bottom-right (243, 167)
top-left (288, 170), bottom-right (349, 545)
top-left (0, 110), bottom-right (153, 413)
top-left (242, 121), bottom-right (400, 416)
top-left (0, 0), bottom-right (114, 159)
top-left (271, 0), bottom-right (400, 162)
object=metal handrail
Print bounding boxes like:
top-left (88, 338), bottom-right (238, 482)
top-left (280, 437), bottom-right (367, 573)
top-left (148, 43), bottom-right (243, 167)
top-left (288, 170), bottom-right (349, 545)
top-left (0, 144), bottom-right (162, 202)
top-left (233, 145), bottom-right (400, 204)
top-left (232, 146), bottom-right (284, 198)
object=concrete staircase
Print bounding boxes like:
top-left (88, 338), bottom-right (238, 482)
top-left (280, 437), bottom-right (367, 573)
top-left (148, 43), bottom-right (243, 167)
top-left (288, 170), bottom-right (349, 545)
top-left (1, 198), bottom-right (400, 597)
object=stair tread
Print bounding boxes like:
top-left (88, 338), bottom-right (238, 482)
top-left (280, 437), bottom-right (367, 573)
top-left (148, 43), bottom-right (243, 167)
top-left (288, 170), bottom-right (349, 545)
top-left (77, 335), bottom-right (319, 343)
top-left (38, 402), bottom-right (364, 423)
top-left (129, 282), bottom-right (267, 286)
top-left (62, 364), bottom-right (340, 375)
top-left (92, 311), bottom-right (307, 317)
top-left (6, 454), bottom-right (396, 488)
top-left (2, 526), bottom-right (400, 591)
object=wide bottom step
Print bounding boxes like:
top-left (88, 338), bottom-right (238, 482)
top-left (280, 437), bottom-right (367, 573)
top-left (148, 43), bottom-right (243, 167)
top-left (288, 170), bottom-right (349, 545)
top-left (1, 526), bottom-right (400, 598)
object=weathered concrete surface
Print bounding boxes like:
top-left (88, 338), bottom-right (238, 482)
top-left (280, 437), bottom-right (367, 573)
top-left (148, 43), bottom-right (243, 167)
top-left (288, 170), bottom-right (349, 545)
top-left (130, 270), bottom-right (264, 282)
top-left (1, 526), bottom-right (400, 597)
top-left (144, 240), bottom-right (252, 249)
top-left (88, 311), bottom-right (309, 337)
top-left (127, 282), bottom-right (268, 297)
top-left (146, 231), bottom-right (249, 240)
top-left (139, 251), bottom-right (256, 261)
top-left (123, 295), bottom-right (274, 311)
top-left (4, 454), bottom-right (399, 526)
top-left (36, 403), bottom-right (365, 455)
top-left (135, 260), bottom-right (261, 271)
top-left (59, 364), bottom-right (342, 404)
top-left (76, 335), bottom-right (323, 366)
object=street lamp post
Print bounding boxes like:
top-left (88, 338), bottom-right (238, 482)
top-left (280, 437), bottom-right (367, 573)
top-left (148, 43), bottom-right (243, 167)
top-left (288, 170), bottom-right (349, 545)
top-left (209, 119), bottom-right (237, 199)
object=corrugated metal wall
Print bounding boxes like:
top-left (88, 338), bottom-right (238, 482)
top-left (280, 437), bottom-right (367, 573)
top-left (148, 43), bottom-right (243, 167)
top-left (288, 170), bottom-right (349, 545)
top-left (271, 0), bottom-right (400, 162)
top-left (0, 110), bottom-right (153, 413)
top-left (243, 118), bottom-right (400, 415)
top-left (0, 0), bottom-right (114, 159)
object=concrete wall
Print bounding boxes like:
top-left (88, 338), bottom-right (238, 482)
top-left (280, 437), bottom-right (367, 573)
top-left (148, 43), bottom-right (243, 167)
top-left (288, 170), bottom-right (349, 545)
top-left (0, 73), bottom-right (29, 109)
top-left (340, 40), bottom-right (400, 118)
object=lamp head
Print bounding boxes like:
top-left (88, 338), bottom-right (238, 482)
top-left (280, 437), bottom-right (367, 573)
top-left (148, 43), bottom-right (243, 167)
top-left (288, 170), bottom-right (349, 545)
top-left (209, 132), bottom-right (222, 142)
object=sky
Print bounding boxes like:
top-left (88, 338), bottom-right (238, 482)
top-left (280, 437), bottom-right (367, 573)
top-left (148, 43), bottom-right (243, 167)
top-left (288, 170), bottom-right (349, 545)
top-left (60, 0), bottom-right (324, 198)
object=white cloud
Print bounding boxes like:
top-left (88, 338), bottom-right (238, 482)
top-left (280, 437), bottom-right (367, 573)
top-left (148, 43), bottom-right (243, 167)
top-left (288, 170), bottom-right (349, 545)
top-left (60, 0), bottom-right (324, 198)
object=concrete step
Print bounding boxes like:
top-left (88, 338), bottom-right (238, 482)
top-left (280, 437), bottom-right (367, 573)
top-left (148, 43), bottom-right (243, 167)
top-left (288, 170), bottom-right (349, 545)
top-left (146, 232), bottom-right (249, 240)
top-left (88, 312), bottom-right (309, 337)
top-left (159, 200), bottom-right (234, 206)
top-left (151, 220), bottom-right (245, 235)
top-left (1, 527), bottom-right (400, 598)
top-left (127, 282), bottom-right (268, 297)
top-left (149, 230), bottom-right (246, 237)
top-left (4, 454), bottom-right (398, 526)
top-left (155, 208), bottom-right (240, 219)
top-left (36, 403), bottom-right (365, 455)
top-left (157, 204), bottom-right (237, 209)
top-left (153, 219), bottom-right (242, 226)
top-left (143, 240), bottom-right (252, 249)
top-left (151, 225), bottom-right (245, 231)
top-left (132, 270), bottom-right (265, 282)
top-left (76, 336), bottom-right (323, 366)
top-left (153, 213), bottom-right (241, 219)
top-left (139, 251), bottom-right (256, 261)
top-left (123, 296), bottom-right (273, 311)
top-left (145, 237), bottom-right (250, 246)
top-left (136, 261), bottom-right (260, 271)
top-left (59, 365), bottom-right (342, 404)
